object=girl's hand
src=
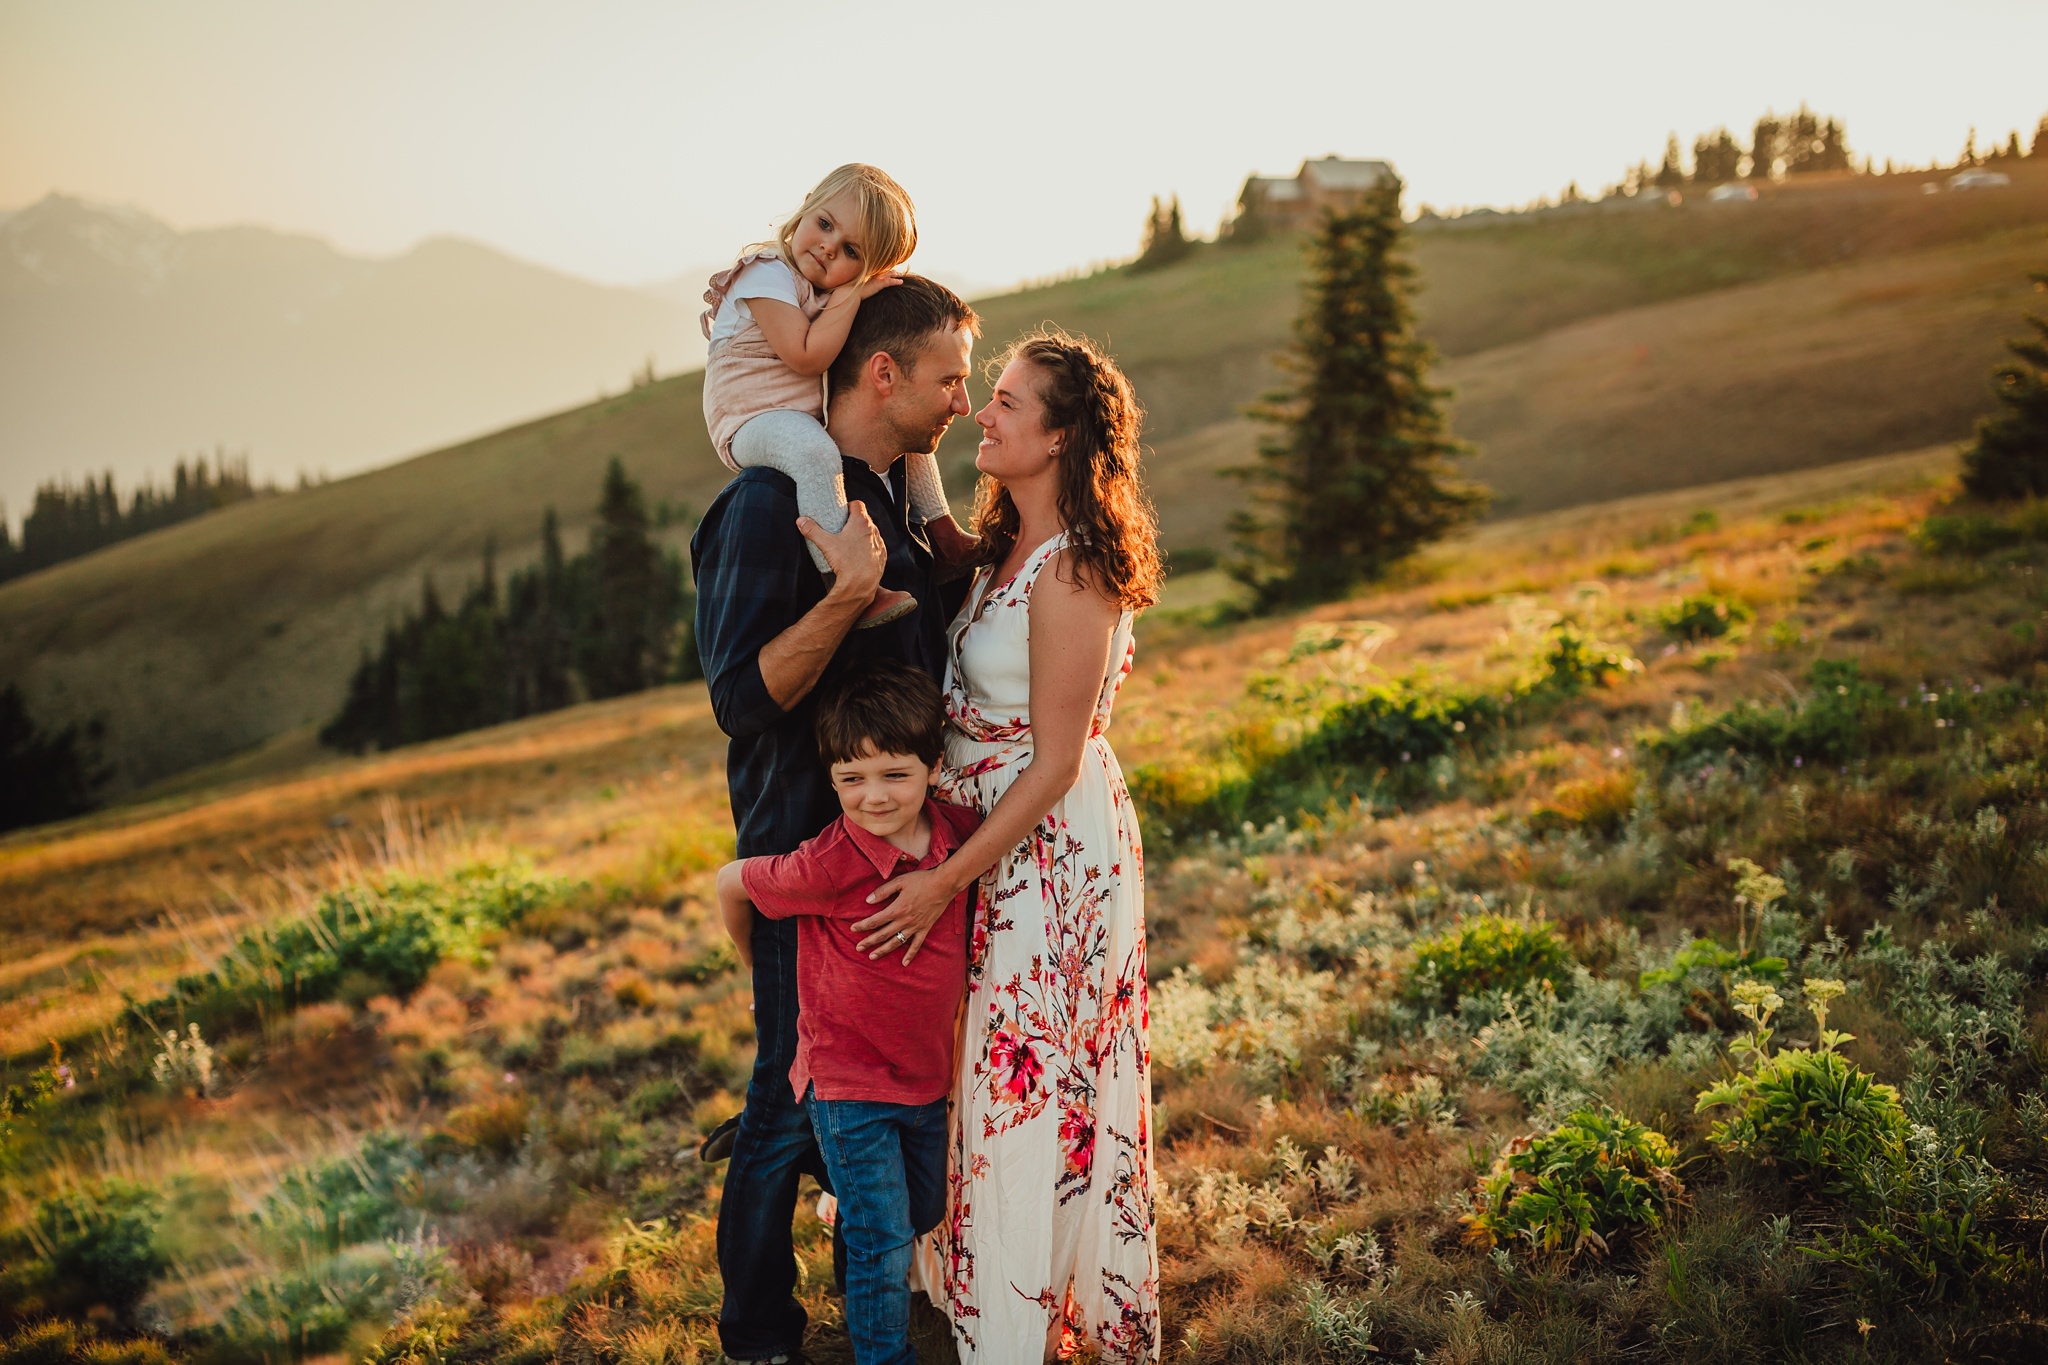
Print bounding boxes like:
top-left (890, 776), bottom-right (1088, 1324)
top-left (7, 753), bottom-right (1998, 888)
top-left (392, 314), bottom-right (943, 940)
top-left (857, 271), bottom-right (905, 300)
top-left (852, 865), bottom-right (955, 964)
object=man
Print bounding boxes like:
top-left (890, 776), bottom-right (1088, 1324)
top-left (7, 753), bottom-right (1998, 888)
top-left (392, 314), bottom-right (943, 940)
top-left (691, 275), bottom-right (980, 1365)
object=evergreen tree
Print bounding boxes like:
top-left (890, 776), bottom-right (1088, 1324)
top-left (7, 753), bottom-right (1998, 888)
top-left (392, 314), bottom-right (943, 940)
top-left (2032, 115), bottom-right (2048, 158)
top-left (1961, 271), bottom-right (2048, 500)
top-left (579, 457), bottom-right (674, 697)
top-left (1749, 113), bottom-right (1782, 180)
top-left (1226, 182), bottom-right (1270, 245)
top-left (1134, 194), bottom-right (1192, 270)
top-left (0, 684), bottom-right (106, 832)
top-left (1228, 178), bottom-right (1486, 606)
top-left (1692, 128), bottom-right (1742, 185)
top-left (505, 507), bottom-right (575, 716)
top-left (1960, 128), bottom-right (1980, 167)
top-left (1654, 134), bottom-right (1686, 190)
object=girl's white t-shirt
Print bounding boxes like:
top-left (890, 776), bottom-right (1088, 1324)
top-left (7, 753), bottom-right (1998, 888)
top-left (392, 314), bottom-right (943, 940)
top-left (708, 257), bottom-right (803, 345)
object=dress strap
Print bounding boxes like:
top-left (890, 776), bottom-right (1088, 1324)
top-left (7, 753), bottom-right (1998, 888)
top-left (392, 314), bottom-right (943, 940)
top-left (1018, 532), bottom-right (1071, 594)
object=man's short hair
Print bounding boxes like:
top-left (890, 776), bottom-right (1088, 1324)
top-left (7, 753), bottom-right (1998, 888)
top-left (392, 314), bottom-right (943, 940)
top-left (826, 274), bottom-right (980, 397)
top-left (815, 659), bottom-right (946, 768)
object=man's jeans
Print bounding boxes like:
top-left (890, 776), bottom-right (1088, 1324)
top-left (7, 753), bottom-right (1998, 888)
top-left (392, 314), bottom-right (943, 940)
top-left (803, 1086), bottom-right (948, 1365)
top-left (718, 916), bottom-right (826, 1359)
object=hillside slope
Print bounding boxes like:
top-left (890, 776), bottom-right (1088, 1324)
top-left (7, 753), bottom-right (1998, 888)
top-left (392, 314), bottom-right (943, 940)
top-left (6, 169), bottom-right (2045, 792)
top-left (7, 448), bottom-right (2046, 1362)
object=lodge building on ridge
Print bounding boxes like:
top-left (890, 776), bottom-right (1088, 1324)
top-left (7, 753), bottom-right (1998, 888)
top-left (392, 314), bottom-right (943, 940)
top-left (1236, 156), bottom-right (1396, 233)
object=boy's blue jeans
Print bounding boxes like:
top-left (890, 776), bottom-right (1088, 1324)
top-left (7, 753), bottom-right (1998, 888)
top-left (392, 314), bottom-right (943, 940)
top-left (803, 1085), bottom-right (949, 1365)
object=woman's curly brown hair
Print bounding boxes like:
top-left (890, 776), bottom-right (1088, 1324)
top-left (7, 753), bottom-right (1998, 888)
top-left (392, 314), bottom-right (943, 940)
top-left (969, 328), bottom-right (1162, 610)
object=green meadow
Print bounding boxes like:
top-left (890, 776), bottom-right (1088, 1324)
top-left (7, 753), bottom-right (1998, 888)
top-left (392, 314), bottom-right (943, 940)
top-left (7, 439), bottom-right (2048, 1360)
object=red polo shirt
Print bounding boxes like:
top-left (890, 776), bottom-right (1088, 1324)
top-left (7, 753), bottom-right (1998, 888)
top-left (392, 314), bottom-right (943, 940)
top-left (742, 799), bottom-right (982, 1104)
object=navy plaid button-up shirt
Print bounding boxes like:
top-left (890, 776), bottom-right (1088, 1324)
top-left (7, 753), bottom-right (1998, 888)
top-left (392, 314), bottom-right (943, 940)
top-left (690, 456), bottom-right (953, 859)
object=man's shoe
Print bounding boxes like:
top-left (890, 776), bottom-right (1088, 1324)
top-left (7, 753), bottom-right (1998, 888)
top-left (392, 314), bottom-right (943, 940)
top-left (698, 1112), bottom-right (741, 1163)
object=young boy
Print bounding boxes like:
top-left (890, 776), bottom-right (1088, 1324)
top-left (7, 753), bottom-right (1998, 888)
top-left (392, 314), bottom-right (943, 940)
top-left (715, 659), bottom-right (979, 1365)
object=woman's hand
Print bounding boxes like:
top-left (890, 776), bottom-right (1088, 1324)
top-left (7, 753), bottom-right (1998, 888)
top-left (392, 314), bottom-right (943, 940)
top-left (853, 864), bottom-right (957, 964)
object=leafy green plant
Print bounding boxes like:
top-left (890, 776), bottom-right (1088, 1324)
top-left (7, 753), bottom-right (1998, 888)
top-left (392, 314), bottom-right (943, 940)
top-left (1914, 513), bottom-right (2025, 557)
top-left (160, 861), bottom-right (565, 1031)
top-left (33, 1179), bottom-right (167, 1323)
top-left (1695, 980), bottom-right (1907, 1198)
top-left (1404, 915), bottom-right (1573, 1009)
top-left (1534, 626), bottom-right (1642, 695)
top-left (1461, 1106), bottom-right (1685, 1261)
top-left (1656, 593), bottom-right (1753, 641)
top-left (1650, 657), bottom-right (1898, 765)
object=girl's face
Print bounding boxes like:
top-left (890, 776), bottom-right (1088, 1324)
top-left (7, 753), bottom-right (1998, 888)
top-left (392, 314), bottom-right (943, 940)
top-left (974, 360), bottom-right (1062, 484)
top-left (788, 189), bottom-right (869, 292)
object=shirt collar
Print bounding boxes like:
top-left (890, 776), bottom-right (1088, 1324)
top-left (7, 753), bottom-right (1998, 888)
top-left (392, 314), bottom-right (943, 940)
top-left (840, 798), bottom-right (952, 879)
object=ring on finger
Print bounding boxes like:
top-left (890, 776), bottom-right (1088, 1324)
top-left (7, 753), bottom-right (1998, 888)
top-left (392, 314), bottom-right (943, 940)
top-left (893, 930), bottom-right (909, 944)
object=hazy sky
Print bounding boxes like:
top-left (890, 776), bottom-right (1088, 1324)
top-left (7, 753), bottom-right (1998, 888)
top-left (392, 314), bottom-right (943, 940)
top-left (3, 0), bottom-right (2046, 289)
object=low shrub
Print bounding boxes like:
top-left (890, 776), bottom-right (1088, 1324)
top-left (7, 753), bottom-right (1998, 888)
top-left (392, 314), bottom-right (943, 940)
top-left (1650, 657), bottom-right (1901, 766)
top-left (1914, 513), bottom-right (2025, 557)
top-left (1461, 1106), bottom-right (1685, 1261)
top-left (32, 1180), bottom-right (167, 1323)
top-left (1696, 981), bottom-right (1907, 1199)
top-left (253, 1130), bottom-right (423, 1255)
top-left (159, 862), bottom-right (566, 1033)
top-left (1656, 594), bottom-right (1753, 641)
top-left (1533, 626), bottom-right (1642, 695)
top-left (1404, 915), bottom-right (1573, 1009)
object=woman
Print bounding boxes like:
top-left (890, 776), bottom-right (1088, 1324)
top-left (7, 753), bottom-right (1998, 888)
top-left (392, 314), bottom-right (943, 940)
top-left (853, 328), bottom-right (1162, 1362)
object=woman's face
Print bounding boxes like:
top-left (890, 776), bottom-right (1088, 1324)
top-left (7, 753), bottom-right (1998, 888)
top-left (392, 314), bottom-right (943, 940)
top-left (974, 359), bottom-right (1062, 484)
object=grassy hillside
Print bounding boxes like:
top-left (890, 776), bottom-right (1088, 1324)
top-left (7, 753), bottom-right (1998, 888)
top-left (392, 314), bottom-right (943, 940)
top-left (5, 165), bottom-right (2046, 794)
top-left (6, 449), bottom-right (2047, 1362)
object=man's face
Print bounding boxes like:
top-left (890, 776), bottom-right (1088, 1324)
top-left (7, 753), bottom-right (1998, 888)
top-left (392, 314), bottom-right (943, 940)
top-left (881, 326), bottom-right (975, 458)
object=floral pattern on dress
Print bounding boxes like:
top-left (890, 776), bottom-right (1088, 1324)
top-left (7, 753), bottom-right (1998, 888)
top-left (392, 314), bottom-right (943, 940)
top-left (918, 534), bottom-right (1159, 1364)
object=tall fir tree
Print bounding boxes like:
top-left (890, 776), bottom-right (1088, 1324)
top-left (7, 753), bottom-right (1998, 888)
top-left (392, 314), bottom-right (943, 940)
top-left (579, 457), bottom-right (678, 698)
top-left (1134, 193), bottom-right (1192, 270)
top-left (2032, 115), bottom-right (2048, 159)
top-left (1228, 177), bottom-right (1486, 606)
top-left (1748, 113), bottom-right (1783, 180)
top-left (1961, 271), bottom-right (2048, 500)
top-left (1654, 134), bottom-right (1686, 189)
top-left (1692, 128), bottom-right (1742, 185)
top-left (505, 507), bottom-right (574, 716)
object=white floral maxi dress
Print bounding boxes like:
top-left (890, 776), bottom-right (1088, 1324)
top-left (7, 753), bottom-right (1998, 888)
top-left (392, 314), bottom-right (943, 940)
top-left (924, 532), bottom-right (1159, 1362)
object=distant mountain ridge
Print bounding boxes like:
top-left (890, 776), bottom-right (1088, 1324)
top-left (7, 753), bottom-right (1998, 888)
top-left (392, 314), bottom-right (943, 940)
top-left (0, 194), bottom-right (708, 516)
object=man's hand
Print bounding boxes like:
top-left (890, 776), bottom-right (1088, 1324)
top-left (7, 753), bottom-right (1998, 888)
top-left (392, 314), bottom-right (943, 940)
top-left (798, 502), bottom-right (886, 601)
top-left (852, 865), bottom-right (957, 965)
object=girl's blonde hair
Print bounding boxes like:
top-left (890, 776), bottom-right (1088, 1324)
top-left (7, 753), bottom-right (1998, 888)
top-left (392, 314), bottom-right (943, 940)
top-left (774, 164), bottom-right (917, 285)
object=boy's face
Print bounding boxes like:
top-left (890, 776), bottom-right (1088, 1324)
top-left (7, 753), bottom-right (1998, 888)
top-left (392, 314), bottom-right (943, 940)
top-left (829, 744), bottom-right (934, 844)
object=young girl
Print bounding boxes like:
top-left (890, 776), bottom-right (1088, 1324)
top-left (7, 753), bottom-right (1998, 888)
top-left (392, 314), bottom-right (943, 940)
top-left (701, 163), bottom-right (971, 627)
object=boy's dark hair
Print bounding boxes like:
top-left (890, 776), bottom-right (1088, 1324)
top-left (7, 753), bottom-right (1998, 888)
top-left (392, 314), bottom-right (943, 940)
top-left (815, 659), bottom-right (946, 768)
top-left (826, 274), bottom-right (980, 397)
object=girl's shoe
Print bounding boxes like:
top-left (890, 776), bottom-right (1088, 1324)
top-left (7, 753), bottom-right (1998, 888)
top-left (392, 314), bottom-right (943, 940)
top-left (821, 572), bottom-right (919, 629)
top-left (858, 586), bottom-right (917, 629)
top-left (925, 516), bottom-right (982, 583)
